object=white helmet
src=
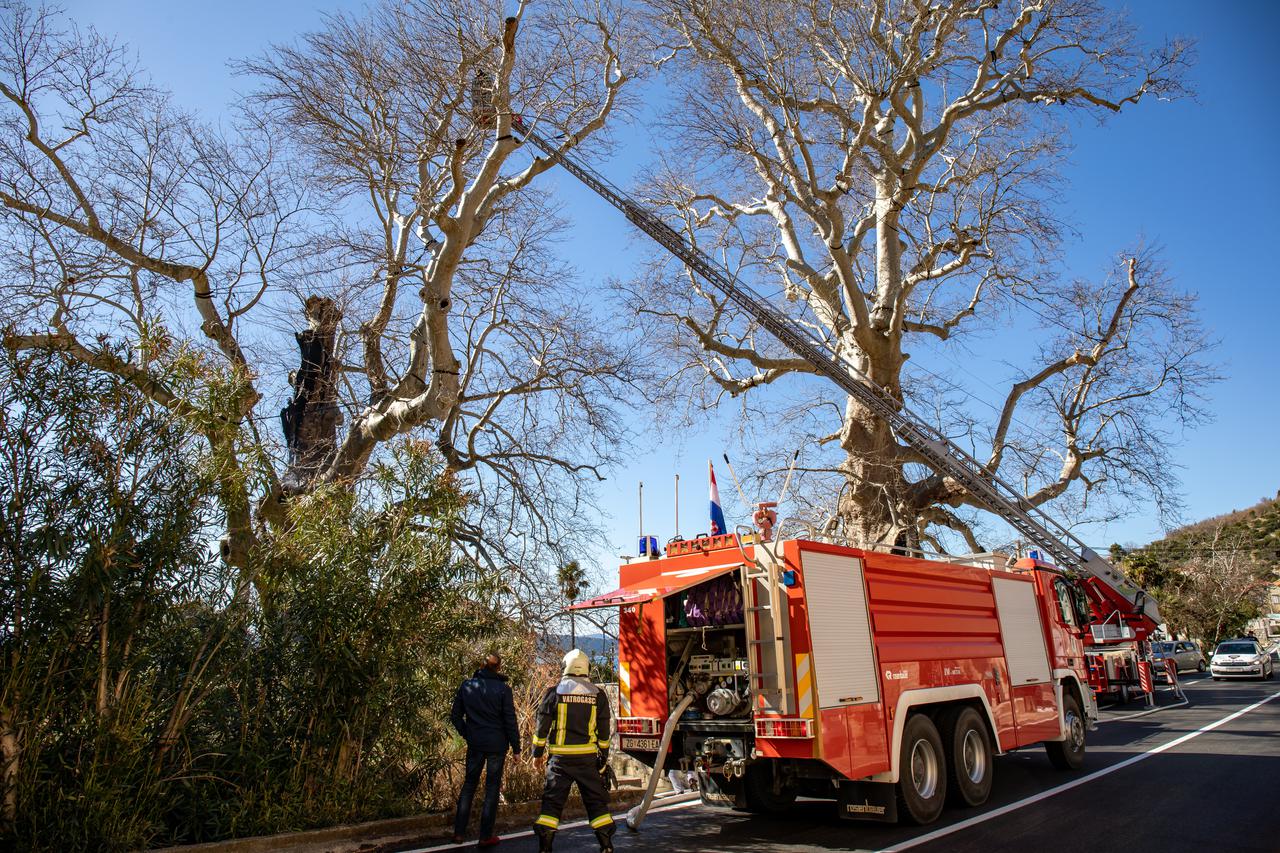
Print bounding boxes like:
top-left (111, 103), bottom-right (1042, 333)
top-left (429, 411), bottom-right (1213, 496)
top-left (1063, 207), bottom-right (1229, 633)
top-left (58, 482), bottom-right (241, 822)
top-left (562, 648), bottom-right (590, 677)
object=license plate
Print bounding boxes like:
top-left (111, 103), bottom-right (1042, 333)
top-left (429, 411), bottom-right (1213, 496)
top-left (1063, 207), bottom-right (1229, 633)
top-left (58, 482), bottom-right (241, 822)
top-left (621, 736), bottom-right (662, 751)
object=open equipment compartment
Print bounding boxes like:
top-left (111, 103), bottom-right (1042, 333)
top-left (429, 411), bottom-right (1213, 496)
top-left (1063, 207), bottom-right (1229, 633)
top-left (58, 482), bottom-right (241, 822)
top-left (660, 569), bottom-right (759, 782)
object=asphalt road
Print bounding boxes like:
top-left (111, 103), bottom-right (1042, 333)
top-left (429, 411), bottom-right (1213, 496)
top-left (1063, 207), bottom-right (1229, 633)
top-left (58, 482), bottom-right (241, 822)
top-left (410, 674), bottom-right (1279, 853)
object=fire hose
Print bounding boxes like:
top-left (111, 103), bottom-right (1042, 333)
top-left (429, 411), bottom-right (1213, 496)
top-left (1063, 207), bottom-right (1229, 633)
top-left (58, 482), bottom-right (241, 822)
top-left (625, 692), bottom-right (695, 831)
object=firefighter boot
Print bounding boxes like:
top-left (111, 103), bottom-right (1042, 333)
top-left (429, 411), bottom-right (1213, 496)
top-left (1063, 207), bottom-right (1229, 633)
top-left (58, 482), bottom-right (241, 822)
top-left (594, 825), bottom-right (616, 853)
top-left (534, 825), bottom-right (555, 852)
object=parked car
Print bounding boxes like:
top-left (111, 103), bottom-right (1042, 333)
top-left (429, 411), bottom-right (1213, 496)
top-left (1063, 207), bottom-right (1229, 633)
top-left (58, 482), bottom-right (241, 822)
top-left (1151, 640), bottom-right (1206, 675)
top-left (1209, 639), bottom-right (1275, 680)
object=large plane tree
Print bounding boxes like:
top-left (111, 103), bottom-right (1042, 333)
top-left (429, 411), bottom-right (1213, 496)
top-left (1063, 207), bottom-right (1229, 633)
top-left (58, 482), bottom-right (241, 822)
top-left (632, 0), bottom-right (1214, 551)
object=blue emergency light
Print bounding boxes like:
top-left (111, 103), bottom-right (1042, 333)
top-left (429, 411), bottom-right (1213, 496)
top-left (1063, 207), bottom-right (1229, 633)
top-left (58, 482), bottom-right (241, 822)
top-left (638, 535), bottom-right (658, 557)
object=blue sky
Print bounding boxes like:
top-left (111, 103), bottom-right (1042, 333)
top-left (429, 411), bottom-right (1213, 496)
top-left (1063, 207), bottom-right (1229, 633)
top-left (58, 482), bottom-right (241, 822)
top-left (61, 0), bottom-right (1280, 586)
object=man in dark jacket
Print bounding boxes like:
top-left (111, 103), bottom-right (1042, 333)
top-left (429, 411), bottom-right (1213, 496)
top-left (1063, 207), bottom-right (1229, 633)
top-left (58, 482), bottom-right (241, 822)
top-left (450, 653), bottom-right (521, 847)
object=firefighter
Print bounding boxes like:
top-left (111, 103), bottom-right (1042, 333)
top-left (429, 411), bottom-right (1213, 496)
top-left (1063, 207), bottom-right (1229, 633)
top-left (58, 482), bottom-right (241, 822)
top-left (531, 649), bottom-right (615, 852)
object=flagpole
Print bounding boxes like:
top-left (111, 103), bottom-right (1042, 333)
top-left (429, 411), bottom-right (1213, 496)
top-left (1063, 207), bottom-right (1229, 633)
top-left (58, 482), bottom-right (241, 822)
top-left (721, 454), bottom-right (751, 512)
top-left (674, 473), bottom-right (680, 538)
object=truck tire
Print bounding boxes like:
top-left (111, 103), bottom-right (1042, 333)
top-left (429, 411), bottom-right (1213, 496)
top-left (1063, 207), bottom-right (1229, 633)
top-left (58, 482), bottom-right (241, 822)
top-left (939, 706), bottom-right (993, 808)
top-left (739, 763), bottom-right (796, 814)
top-left (1045, 692), bottom-right (1086, 771)
top-left (895, 713), bottom-right (947, 825)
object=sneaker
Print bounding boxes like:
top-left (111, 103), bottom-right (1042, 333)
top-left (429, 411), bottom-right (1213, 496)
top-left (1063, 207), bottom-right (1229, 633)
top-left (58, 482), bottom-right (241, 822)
top-left (450, 835), bottom-right (465, 845)
top-left (478, 837), bottom-right (502, 848)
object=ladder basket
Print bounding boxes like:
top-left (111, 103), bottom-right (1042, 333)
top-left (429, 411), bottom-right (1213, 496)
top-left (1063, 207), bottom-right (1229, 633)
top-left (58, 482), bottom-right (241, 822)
top-left (1090, 624), bottom-right (1136, 643)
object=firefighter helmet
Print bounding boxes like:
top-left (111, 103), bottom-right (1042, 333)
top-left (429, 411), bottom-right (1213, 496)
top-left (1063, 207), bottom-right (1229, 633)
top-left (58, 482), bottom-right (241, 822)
top-left (563, 649), bottom-right (590, 676)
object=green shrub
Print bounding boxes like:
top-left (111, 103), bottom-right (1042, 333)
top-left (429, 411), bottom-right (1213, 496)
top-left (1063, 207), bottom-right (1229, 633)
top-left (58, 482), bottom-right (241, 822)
top-left (0, 351), bottom-right (534, 850)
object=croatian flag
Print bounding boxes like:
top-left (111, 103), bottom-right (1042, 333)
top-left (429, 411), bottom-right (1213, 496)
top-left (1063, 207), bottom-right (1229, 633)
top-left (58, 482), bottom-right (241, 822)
top-left (709, 460), bottom-right (727, 535)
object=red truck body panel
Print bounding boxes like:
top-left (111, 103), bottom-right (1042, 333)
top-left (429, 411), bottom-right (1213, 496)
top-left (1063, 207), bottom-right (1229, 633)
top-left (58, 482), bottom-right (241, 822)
top-left (611, 537), bottom-right (1088, 782)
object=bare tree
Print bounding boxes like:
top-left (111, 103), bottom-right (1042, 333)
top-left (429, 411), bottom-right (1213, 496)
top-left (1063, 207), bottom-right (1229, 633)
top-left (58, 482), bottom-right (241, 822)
top-left (244, 0), bottom-right (642, 583)
top-left (0, 3), bottom-right (310, 569)
top-left (628, 0), bottom-right (1211, 550)
top-left (0, 1), bottom-right (639, 589)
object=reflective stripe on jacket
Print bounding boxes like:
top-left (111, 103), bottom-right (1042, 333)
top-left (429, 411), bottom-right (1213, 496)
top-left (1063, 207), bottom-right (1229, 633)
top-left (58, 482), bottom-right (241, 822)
top-left (531, 676), bottom-right (611, 757)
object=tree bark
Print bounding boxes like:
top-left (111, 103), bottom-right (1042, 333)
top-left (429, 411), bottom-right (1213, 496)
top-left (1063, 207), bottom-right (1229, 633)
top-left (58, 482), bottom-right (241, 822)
top-left (0, 707), bottom-right (15, 827)
top-left (281, 297), bottom-right (343, 493)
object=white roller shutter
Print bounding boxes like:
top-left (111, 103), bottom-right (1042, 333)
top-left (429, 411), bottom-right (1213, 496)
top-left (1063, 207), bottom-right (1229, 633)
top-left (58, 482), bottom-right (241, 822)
top-left (802, 551), bottom-right (879, 708)
top-left (992, 577), bottom-right (1051, 685)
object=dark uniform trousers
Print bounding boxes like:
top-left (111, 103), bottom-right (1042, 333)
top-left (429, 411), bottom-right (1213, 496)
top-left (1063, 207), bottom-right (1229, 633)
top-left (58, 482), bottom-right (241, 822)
top-left (537, 754), bottom-right (613, 833)
top-left (532, 675), bottom-right (615, 848)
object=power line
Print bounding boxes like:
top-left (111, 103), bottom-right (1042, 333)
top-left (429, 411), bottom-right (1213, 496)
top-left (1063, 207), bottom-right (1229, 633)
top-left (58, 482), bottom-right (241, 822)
top-left (1102, 544), bottom-right (1280, 557)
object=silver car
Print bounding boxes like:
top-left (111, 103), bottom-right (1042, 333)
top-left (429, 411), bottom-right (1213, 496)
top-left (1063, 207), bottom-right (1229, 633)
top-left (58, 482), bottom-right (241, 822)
top-left (1151, 640), bottom-right (1206, 675)
top-left (1209, 640), bottom-right (1275, 680)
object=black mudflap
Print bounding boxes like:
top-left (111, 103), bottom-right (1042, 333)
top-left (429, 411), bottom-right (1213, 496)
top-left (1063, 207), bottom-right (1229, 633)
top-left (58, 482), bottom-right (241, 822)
top-left (837, 780), bottom-right (898, 822)
top-left (697, 770), bottom-right (746, 809)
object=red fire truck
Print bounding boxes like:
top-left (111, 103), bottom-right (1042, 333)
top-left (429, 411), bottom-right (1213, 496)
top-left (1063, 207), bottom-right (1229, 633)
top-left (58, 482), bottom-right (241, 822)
top-left (573, 534), bottom-right (1100, 824)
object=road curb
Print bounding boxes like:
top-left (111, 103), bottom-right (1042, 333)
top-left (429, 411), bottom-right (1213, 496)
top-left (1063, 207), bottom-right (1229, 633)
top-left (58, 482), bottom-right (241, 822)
top-left (147, 787), bottom-right (667, 853)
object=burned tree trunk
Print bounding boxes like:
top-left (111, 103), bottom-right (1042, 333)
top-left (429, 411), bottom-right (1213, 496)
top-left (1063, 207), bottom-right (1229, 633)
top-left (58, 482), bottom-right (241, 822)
top-left (281, 297), bottom-right (343, 493)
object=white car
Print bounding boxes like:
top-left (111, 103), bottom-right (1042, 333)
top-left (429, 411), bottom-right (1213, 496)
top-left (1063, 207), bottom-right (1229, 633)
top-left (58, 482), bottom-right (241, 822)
top-left (1209, 640), bottom-right (1275, 680)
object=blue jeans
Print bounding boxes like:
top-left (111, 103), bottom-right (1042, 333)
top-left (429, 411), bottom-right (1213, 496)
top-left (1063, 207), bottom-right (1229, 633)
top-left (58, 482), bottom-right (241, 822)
top-left (454, 747), bottom-right (507, 837)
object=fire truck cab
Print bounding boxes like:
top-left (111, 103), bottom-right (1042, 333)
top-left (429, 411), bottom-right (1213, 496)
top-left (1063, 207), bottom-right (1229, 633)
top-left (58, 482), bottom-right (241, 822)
top-left (574, 535), bottom-right (1097, 825)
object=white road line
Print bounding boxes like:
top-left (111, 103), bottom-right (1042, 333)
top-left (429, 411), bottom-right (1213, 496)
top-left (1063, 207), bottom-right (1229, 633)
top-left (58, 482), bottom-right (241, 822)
top-left (876, 689), bottom-right (1280, 853)
top-left (398, 793), bottom-right (701, 853)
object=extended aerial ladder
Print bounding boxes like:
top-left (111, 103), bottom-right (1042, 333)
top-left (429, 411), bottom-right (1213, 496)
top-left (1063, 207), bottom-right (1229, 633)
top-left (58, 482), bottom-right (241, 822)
top-left (511, 116), bottom-right (1160, 632)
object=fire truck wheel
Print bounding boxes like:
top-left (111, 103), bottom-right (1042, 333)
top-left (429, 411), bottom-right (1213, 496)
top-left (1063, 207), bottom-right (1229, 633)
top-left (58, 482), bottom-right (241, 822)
top-left (895, 714), bottom-right (947, 825)
top-left (1045, 693), bottom-right (1086, 771)
top-left (739, 763), bottom-right (797, 814)
top-left (939, 706), bottom-right (992, 808)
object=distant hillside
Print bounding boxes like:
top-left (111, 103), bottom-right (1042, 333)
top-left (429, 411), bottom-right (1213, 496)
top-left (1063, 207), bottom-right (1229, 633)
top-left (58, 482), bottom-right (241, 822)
top-left (1126, 490), bottom-right (1280, 567)
top-left (545, 633), bottom-right (613, 656)
top-left (1117, 490), bottom-right (1279, 645)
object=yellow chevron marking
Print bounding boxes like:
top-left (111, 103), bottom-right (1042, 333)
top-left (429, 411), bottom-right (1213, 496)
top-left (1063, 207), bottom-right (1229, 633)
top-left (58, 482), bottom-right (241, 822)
top-left (619, 661), bottom-right (632, 715)
top-left (796, 653), bottom-right (814, 719)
